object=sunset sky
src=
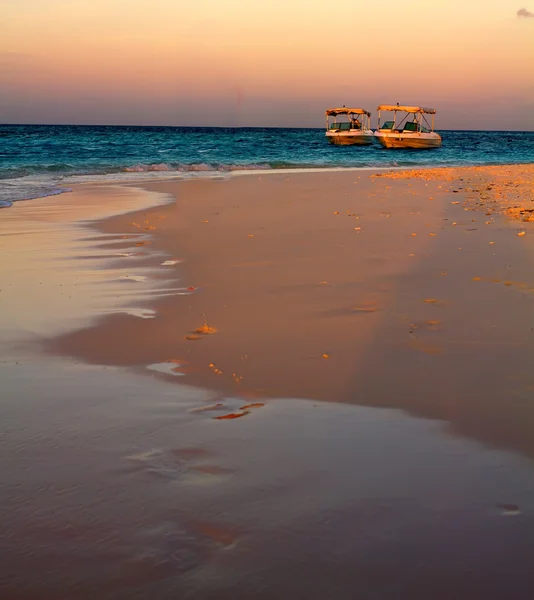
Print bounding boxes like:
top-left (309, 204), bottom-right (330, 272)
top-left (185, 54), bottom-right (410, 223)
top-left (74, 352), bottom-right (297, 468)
top-left (2, 0), bottom-right (534, 129)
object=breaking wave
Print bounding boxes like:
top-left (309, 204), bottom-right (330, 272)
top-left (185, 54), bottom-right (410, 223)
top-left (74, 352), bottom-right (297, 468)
top-left (123, 162), bottom-right (273, 173)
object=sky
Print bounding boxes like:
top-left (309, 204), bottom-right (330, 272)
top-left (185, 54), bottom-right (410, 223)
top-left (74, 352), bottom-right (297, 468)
top-left (1, 0), bottom-right (534, 129)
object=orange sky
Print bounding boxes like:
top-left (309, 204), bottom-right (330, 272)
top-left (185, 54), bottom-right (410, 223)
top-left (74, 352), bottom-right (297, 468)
top-left (2, 0), bottom-right (534, 129)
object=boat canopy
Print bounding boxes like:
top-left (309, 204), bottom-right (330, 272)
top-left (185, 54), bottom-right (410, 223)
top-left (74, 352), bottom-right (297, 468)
top-left (326, 108), bottom-right (371, 117)
top-left (377, 105), bottom-right (436, 114)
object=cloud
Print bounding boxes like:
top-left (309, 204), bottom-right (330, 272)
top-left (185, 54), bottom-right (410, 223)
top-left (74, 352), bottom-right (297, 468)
top-left (517, 8), bottom-right (534, 17)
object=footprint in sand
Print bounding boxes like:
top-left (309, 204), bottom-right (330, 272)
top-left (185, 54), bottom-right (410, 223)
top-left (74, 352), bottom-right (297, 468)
top-left (133, 518), bottom-right (239, 577)
top-left (498, 503), bottom-right (521, 517)
top-left (121, 446), bottom-right (234, 483)
top-left (172, 447), bottom-right (235, 481)
top-left (121, 449), bottom-right (179, 480)
top-left (132, 522), bottom-right (211, 575)
top-left (408, 319), bottom-right (442, 333)
top-left (240, 403), bottom-right (265, 410)
top-left (214, 410), bottom-right (250, 420)
top-left (213, 402), bottom-right (265, 421)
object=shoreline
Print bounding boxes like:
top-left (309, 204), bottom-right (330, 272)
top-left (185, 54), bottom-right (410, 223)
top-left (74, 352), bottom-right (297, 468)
top-left (0, 182), bottom-right (178, 349)
top-left (3, 159), bottom-right (534, 210)
top-left (43, 163), bottom-right (534, 458)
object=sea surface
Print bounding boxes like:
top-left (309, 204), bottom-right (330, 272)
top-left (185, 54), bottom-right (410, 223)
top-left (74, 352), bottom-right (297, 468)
top-left (1, 125), bottom-right (533, 207)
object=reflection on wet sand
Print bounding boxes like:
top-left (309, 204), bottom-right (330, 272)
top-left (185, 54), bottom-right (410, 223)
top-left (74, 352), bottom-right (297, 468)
top-left (2, 361), bottom-right (534, 599)
top-left (46, 169), bottom-right (534, 459)
top-left (0, 183), bottom-right (177, 343)
top-left (2, 167), bottom-right (534, 599)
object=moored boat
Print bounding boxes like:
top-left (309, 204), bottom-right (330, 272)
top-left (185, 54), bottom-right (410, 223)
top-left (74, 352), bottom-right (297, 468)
top-left (374, 105), bottom-right (442, 149)
top-left (325, 107), bottom-right (374, 146)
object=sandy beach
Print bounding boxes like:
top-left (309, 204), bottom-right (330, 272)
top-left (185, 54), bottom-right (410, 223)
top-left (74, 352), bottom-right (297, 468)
top-left (3, 164), bottom-right (534, 599)
top-left (3, 0), bottom-right (534, 595)
top-left (48, 165), bottom-right (534, 455)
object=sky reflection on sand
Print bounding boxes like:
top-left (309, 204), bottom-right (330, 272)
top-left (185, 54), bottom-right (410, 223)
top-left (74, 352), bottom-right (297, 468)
top-left (2, 170), bottom-right (534, 598)
top-left (0, 183), bottom-right (177, 344)
top-left (2, 359), bottom-right (534, 599)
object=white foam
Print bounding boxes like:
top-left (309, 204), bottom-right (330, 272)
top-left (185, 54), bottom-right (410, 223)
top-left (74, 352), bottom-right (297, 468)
top-left (118, 275), bottom-right (148, 283)
top-left (0, 176), bottom-right (71, 205)
top-left (123, 308), bottom-right (157, 319)
top-left (146, 362), bottom-right (186, 376)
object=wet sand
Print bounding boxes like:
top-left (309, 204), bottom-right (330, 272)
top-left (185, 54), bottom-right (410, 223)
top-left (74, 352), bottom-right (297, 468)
top-left (0, 183), bottom-right (174, 345)
top-left (3, 166), bottom-right (534, 599)
top-left (47, 165), bottom-right (534, 457)
top-left (2, 357), bottom-right (534, 600)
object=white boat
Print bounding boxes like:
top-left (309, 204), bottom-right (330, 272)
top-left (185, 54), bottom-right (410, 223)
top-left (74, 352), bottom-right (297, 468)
top-left (374, 105), bottom-right (442, 149)
top-left (325, 107), bottom-right (374, 146)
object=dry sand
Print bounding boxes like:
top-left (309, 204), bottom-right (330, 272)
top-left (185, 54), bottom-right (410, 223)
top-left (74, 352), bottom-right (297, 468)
top-left (46, 164), bottom-right (534, 457)
top-left (378, 163), bottom-right (534, 220)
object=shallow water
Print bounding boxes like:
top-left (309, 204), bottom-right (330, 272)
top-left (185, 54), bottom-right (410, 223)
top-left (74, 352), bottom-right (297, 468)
top-left (0, 184), bottom-right (178, 344)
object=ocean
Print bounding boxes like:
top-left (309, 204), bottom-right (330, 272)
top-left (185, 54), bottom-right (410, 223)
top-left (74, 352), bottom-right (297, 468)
top-left (1, 124), bottom-right (533, 207)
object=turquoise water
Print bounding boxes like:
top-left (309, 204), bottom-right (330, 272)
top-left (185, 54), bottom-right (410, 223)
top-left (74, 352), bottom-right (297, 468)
top-left (1, 125), bottom-right (533, 207)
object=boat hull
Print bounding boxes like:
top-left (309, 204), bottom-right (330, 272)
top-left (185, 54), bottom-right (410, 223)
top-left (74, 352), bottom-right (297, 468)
top-left (374, 131), bottom-right (442, 149)
top-left (326, 131), bottom-right (375, 146)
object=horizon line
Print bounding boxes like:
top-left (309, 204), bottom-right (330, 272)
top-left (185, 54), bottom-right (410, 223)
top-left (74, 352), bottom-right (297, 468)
top-left (2, 123), bottom-right (534, 133)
